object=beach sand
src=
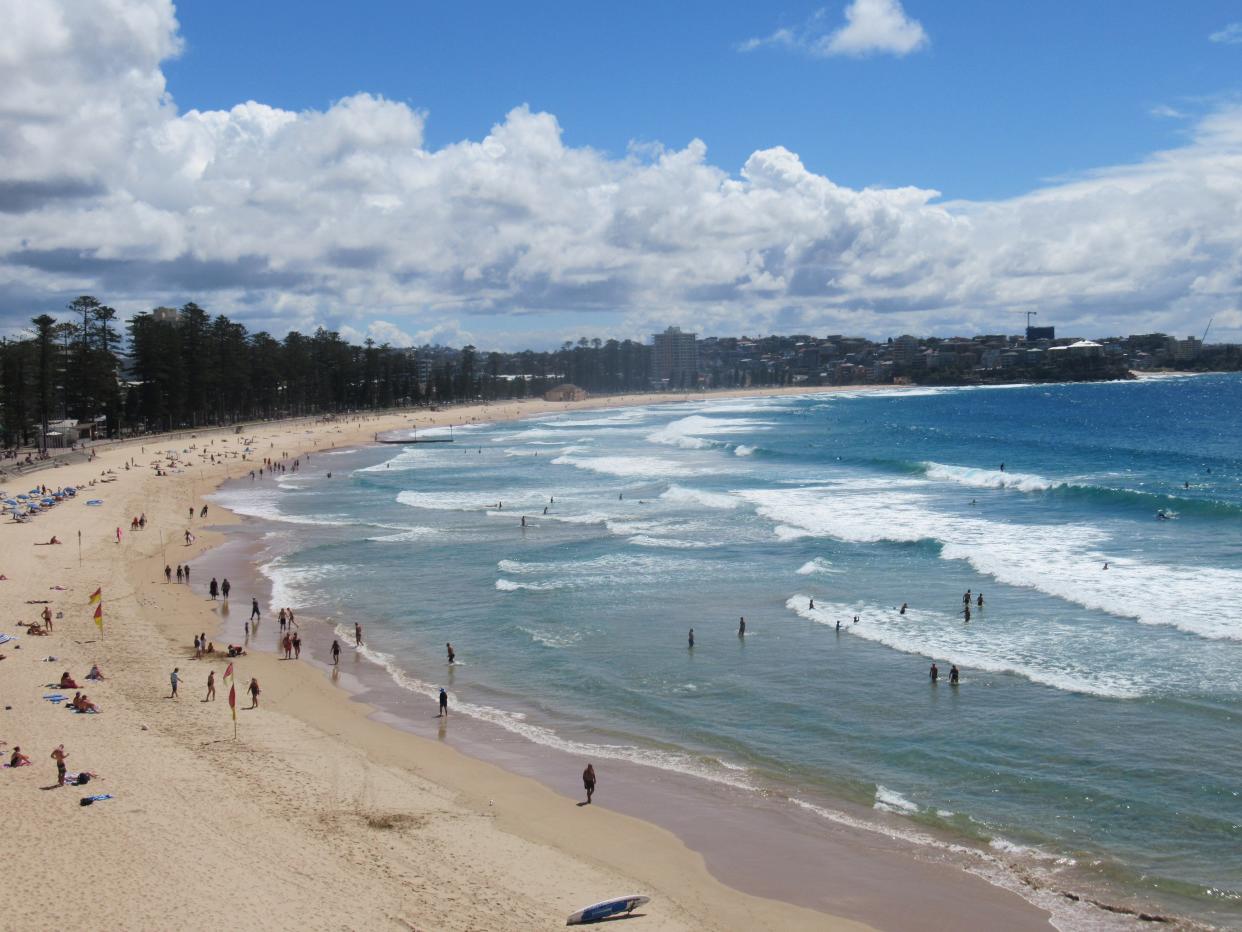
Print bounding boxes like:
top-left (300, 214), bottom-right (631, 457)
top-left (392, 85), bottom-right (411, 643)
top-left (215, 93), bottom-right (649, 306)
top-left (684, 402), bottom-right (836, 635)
top-left (0, 390), bottom-right (1053, 930)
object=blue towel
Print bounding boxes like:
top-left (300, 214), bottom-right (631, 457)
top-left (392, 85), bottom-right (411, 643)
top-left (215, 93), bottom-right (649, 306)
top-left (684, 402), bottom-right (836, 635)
top-left (83, 794), bottom-right (112, 802)
top-left (43, 694), bottom-right (66, 702)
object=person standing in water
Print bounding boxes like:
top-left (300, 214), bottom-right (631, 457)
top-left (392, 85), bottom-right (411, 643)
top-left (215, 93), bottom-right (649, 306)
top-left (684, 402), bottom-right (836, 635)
top-left (950, 665), bottom-right (960, 685)
top-left (900, 602), bottom-right (908, 615)
top-left (738, 617), bottom-right (746, 637)
top-left (446, 643), bottom-right (455, 664)
top-left (250, 598), bottom-right (261, 621)
top-left (976, 592), bottom-right (984, 608)
top-left (438, 687), bottom-right (449, 717)
top-left (929, 662), bottom-right (939, 683)
top-left (221, 578), bottom-right (230, 600)
top-left (688, 628), bottom-right (695, 648)
top-left (355, 623), bottom-right (363, 647)
top-left (331, 639), bottom-right (341, 665)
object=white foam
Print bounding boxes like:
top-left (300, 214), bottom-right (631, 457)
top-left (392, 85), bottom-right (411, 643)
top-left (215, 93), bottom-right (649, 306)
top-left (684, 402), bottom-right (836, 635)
top-left (334, 623), bottom-right (758, 791)
top-left (744, 484), bottom-right (1242, 642)
top-left (874, 785), bottom-right (919, 814)
top-left (796, 558), bottom-right (840, 576)
top-left (215, 487), bottom-right (354, 527)
top-left (784, 596), bottom-right (1171, 698)
top-left (646, 414), bottom-right (773, 450)
top-left (659, 484), bottom-right (740, 510)
top-left (734, 444), bottom-right (756, 457)
top-left (923, 461), bottom-right (1062, 493)
top-left (366, 526), bottom-right (439, 543)
top-left (397, 488), bottom-right (554, 512)
top-left (551, 454), bottom-right (723, 479)
top-left (356, 447), bottom-right (436, 473)
top-left (495, 578), bottom-right (565, 592)
top-left (627, 535), bottom-right (711, 549)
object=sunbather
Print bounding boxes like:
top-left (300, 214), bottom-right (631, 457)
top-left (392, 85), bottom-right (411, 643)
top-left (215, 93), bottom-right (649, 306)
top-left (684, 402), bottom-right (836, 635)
top-left (59, 672), bottom-right (79, 689)
top-left (9, 747), bottom-right (30, 767)
top-left (86, 664), bottom-right (104, 680)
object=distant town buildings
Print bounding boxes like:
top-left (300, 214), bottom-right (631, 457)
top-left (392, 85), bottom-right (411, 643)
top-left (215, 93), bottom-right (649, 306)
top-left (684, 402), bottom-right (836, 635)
top-left (652, 326), bottom-right (699, 386)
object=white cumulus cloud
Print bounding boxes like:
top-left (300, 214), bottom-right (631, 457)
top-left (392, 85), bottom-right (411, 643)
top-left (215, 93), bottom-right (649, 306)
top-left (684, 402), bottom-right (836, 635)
top-left (1209, 22), bottom-right (1242, 44)
top-left (1, 0), bottom-right (1240, 347)
top-left (741, 1), bottom-right (928, 59)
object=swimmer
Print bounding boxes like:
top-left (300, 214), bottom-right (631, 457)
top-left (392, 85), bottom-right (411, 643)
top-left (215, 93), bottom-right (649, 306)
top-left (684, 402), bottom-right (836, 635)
top-left (899, 602), bottom-right (907, 615)
top-left (688, 628), bottom-right (695, 649)
top-left (950, 665), bottom-right (959, 685)
top-left (809, 597), bottom-right (814, 609)
top-left (738, 617), bottom-right (746, 637)
top-left (976, 592), bottom-right (983, 608)
top-left (929, 662), bottom-right (939, 683)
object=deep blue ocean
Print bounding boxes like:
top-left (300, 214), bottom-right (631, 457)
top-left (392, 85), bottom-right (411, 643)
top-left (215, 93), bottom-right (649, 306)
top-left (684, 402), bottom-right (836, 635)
top-left (216, 374), bottom-right (1242, 927)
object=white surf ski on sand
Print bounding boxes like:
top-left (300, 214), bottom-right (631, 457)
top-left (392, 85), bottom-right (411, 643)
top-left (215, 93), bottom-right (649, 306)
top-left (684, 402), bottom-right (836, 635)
top-left (566, 894), bottom-right (650, 925)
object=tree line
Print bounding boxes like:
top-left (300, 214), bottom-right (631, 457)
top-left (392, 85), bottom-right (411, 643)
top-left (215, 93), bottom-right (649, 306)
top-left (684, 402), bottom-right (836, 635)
top-left (0, 298), bottom-right (657, 447)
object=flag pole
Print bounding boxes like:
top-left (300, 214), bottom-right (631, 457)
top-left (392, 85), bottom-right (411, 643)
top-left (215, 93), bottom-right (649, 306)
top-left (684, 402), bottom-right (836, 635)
top-left (77, 529), bottom-right (81, 566)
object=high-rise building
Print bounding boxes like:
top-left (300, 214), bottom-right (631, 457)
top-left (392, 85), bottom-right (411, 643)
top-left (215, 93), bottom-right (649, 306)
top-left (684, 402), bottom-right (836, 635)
top-left (151, 306), bottom-right (180, 324)
top-left (652, 326), bottom-right (699, 384)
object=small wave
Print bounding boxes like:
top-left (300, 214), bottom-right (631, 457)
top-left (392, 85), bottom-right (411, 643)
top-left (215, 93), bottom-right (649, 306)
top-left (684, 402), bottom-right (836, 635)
top-left (660, 484), bottom-right (740, 510)
top-left (366, 526), bottom-right (438, 543)
top-left (551, 454), bottom-right (722, 479)
top-left (332, 623), bottom-right (758, 791)
top-left (796, 558), bottom-right (840, 576)
top-left (922, 461), bottom-right (1060, 493)
top-left (874, 785), bottom-right (919, 814)
top-left (495, 578), bottom-right (566, 592)
top-left (516, 626), bottom-right (581, 649)
top-left (627, 535), bottom-right (710, 549)
top-left (734, 444), bottom-right (756, 457)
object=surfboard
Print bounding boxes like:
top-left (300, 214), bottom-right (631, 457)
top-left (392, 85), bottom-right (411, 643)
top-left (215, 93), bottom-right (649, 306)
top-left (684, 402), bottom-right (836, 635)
top-left (566, 894), bottom-right (650, 925)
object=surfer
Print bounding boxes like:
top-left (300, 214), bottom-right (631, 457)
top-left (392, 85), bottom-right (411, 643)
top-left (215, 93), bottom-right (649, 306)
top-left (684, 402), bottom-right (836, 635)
top-left (438, 687), bottom-right (448, 717)
top-left (446, 642), bottom-right (455, 664)
top-left (900, 602), bottom-right (907, 615)
top-left (738, 617), bottom-right (746, 637)
top-left (950, 665), bottom-right (960, 685)
top-left (809, 597), bottom-right (814, 609)
top-left (999, 462), bottom-right (1005, 472)
top-left (520, 516), bottom-right (526, 527)
top-left (688, 628), bottom-right (695, 649)
top-left (929, 662), bottom-right (939, 683)
top-left (543, 506), bottom-right (548, 514)
top-left (835, 620), bottom-right (841, 631)
top-left (582, 764), bottom-right (596, 804)
top-left (1103, 562), bottom-right (1109, 570)
top-left (1157, 510), bottom-right (1169, 520)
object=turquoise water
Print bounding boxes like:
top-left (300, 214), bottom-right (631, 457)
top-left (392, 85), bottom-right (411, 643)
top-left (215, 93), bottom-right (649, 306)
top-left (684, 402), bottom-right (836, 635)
top-left (218, 375), bottom-right (1242, 926)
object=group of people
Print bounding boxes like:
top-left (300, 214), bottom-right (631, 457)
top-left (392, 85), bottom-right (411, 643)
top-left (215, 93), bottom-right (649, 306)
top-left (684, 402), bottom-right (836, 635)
top-left (165, 563), bottom-right (192, 585)
top-left (208, 577), bottom-right (231, 600)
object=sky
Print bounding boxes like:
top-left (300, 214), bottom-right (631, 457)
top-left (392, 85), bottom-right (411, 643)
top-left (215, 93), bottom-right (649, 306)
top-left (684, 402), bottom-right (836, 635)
top-left (2, 0), bottom-right (1242, 350)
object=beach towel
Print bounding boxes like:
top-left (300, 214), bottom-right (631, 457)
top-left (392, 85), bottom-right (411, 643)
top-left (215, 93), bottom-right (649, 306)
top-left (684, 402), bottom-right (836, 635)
top-left (79, 794), bottom-right (112, 806)
top-left (43, 694), bottom-right (66, 702)
top-left (0, 634), bottom-right (16, 645)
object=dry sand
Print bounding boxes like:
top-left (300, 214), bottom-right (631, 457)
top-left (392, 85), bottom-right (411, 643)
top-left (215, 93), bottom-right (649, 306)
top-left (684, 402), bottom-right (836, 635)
top-left (0, 389), bottom-right (1052, 931)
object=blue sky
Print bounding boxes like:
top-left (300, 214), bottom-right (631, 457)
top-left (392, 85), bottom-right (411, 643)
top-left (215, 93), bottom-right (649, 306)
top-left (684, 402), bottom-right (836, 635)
top-left (2, 0), bottom-right (1242, 348)
top-left (165, 1), bottom-right (1240, 201)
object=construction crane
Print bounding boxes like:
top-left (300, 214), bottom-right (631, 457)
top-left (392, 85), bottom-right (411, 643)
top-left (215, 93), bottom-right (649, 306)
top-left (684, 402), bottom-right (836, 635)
top-left (1026, 311), bottom-right (1038, 329)
top-left (1203, 317), bottom-right (1213, 343)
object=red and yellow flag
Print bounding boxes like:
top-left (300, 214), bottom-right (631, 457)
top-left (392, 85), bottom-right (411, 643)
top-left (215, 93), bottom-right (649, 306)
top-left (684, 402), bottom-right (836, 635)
top-left (222, 662), bottom-right (234, 688)
top-left (89, 587), bottom-right (101, 605)
top-left (92, 603), bottom-right (103, 631)
top-left (228, 684), bottom-right (237, 721)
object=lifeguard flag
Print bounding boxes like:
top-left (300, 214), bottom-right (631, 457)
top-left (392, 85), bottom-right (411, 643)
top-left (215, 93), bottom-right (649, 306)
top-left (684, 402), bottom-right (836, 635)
top-left (222, 662), bottom-right (234, 688)
top-left (92, 603), bottom-right (103, 631)
top-left (228, 684), bottom-right (237, 721)
top-left (89, 588), bottom-right (101, 605)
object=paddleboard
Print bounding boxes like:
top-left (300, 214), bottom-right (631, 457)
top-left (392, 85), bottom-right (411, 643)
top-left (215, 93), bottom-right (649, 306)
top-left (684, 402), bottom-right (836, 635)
top-left (566, 894), bottom-right (650, 925)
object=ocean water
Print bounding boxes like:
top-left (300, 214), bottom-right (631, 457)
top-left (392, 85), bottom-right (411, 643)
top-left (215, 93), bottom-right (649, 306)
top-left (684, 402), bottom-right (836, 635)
top-left (216, 375), bottom-right (1242, 926)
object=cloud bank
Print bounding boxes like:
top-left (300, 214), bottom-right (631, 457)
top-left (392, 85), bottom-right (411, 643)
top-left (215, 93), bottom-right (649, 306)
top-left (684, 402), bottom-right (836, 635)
top-left (1, 0), bottom-right (1241, 347)
top-left (740, 1), bottom-right (928, 58)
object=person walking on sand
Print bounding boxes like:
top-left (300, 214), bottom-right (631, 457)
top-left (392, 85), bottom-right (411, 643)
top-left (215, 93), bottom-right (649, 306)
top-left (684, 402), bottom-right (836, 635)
top-left (176, 565), bottom-right (183, 584)
top-left (250, 598), bottom-right (261, 621)
top-left (41, 605), bottom-right (52, 633)
top-left (165, 564), bottom-right (172, 584)
top-left (355, 623), bottom-right (363, 647)
top-left (51, 744), bottom-right (68, 787)
top-left (169, 667), bottom-right (182, 698)
top-left (221, 578), bottom-right (230, 600)
top-left (209, 577), bottom-right (219, 600)
top-left (278, 608), bottom-right (286, 632)
top-left (292, 632), bottom-right (301, 659)
top-left (247, 678), bottom-right (261, 709)
top-left (185, 529), bottom-right (191, 545)
top-left (583, 764), bottom-right (597, 804)
top-left (206, 670), bottom-right (216, 701)
top-left (282, 633), bottom-right (292, 659)
top-left (116, 526), bottom-right (122, 544)
top-left (438, 687), bottom-right (449, 717)
top-left (331, 639), bottom-right (341, 665)
top-left (184, 564), bottom-right (191, 585)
